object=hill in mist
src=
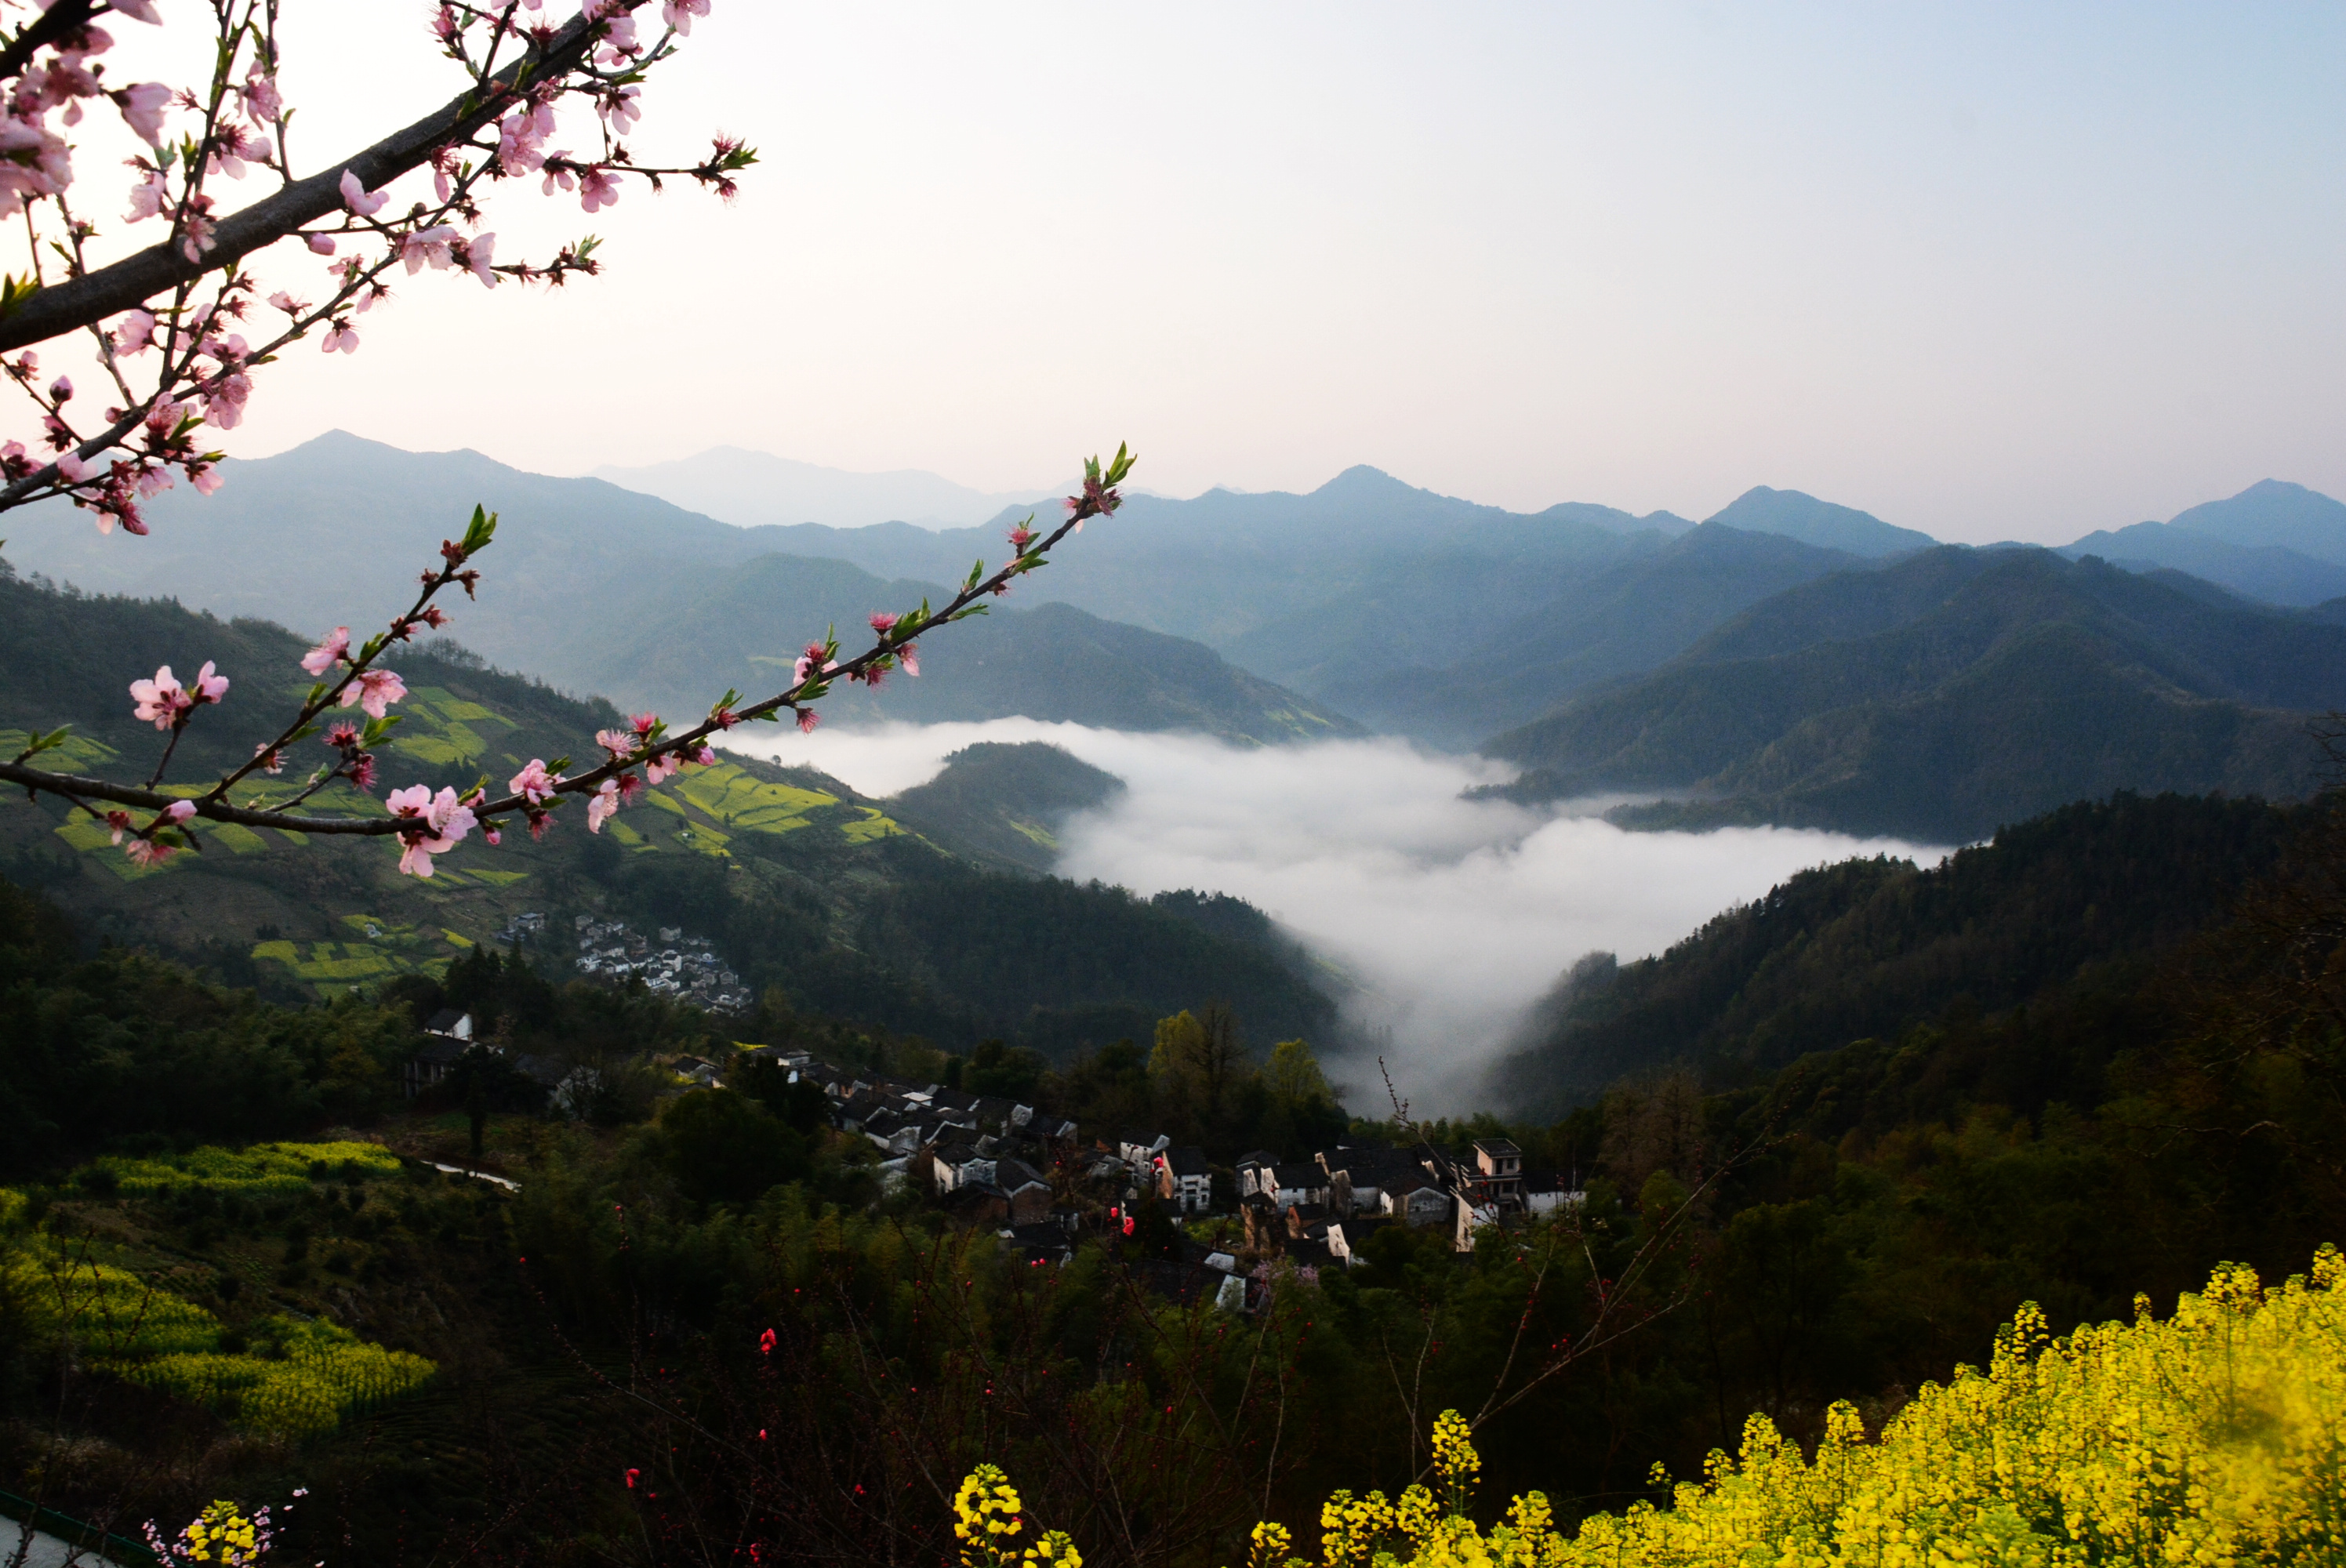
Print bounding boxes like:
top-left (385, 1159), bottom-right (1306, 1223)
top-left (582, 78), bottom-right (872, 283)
top-left (0, 568), bottom-right (1335, 1057)
top-left (1484, 547), bottom-right (2346, 840)
top-left (593, 446), bottom-right (1056, 528)
top-left (2058, 480), bottom-right (2346, 606)
top-left (885, 742), bottom-right (1124, 875)
top-left (1309, 523), bottom-right (1864, 746)
top-left (1702, 485), bottom-right (1939, 557)
top-left (0, 432), bottom-right (1353, 746)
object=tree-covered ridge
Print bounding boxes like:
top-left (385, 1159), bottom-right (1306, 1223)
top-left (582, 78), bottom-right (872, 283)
top-left (1492, 791), bottom-right (2298, 1113)
top-left (885, 742), bottom-right (1124, 875)
top-left (0, 438), bottom-right (1366, 745)
top-left (1487, 547), bottom-right (2346, 838)
top-left (0, 572), bottom-right (1335, 1056)
top-left (2, 775), bottom-right (2342, 1564)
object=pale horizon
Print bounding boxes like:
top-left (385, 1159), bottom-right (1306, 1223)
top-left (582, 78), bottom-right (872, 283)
top-left (224, 426), bottom-right (2330, 543)
top-left (84, 4), bottom-right (2346, 547)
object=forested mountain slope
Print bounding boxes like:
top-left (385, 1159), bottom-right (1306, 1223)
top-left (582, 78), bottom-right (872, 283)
top-left (1313, 524), bottom-right (1862, 746)
top-left (0, 433), bottom-right (1357, 743)
top-left (885, 742), bottom-right (1124, 875)
top-left (1490, 790), bottom-right (2299, 1114)
top-left (581, 561), bottom-right (1363, 741)
top-left (0, 569), bottom-right (1335, 1055)
top-left (1486, 549), bottom-right (2345, 839)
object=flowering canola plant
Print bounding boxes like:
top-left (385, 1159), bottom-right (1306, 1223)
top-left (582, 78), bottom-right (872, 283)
top-left (957, 1249), bottom-right (2346, 1568)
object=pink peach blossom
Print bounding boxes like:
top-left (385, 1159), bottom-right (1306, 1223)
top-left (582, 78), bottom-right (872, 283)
top-left (577, 165), bottom-right (620, 212)
top-left (341, 668), bottom-right (405, 718)
top-left (510, 758), bottom-right (561, 804)
top-left (129, 665), bottom-right (190, 728)
top-left (461, 232), bottom-right (498, 287)
top-left (124, 837), bottom-right (174, 867)
top-left (398, 225), bottom-right (458, 273)
top-left (586, 779), bottom-right (620, 833)
top-left (112, 308), bottom-right (156, 354)
top-left (339, 168), bottom-right (387, 217)
top-left (301, 626), bottom-right (350, 675)
top-left (112, 81), bottom-right (169, 144)
top-left (388, 783), bottom-right (477, 877)
top-left (793, 642), bottom-right (837, 684)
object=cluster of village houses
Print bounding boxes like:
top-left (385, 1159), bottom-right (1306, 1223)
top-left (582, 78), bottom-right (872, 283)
top-left (402, 1011), bottom-right (1585, 1305)
top-left (568, 915), bottom-right (756, 1013)
top-left (757, 1047), bottom-right (1587, 1289)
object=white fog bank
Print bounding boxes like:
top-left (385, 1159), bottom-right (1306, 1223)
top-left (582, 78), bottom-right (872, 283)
top-left (725, 721), bottom-right (1945, 1113)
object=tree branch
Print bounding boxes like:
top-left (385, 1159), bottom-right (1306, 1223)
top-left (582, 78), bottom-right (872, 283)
top-left (0, 9), bottom-right (605, 353)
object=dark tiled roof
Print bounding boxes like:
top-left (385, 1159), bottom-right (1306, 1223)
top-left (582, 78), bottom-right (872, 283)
top-left (995, 1158), bottom-right (1049, 1192)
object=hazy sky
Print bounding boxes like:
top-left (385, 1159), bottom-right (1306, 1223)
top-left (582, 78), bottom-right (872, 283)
top-left (100, 4), bottom-right (2346, 543)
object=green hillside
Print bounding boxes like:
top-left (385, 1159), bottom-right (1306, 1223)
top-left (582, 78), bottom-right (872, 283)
top-left (1312, 524), bottom-right (1861, 746)
top-left (583, 564), bottom-right (1366, 742)
top-left (886, 741), bottom-right (1124, 874)
top-left (1487, 549), bottom-right (2345, 839)
top-left (0, 568), bottom-right (1334, 1054)
top-left (0, 433), bottom-right (1360, 745)
top-left (1487, 789), bottom-right (2300, 1115)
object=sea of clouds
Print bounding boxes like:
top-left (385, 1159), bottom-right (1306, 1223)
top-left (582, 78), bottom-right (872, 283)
top-left (726, 720), bottom-right (1945, 1112)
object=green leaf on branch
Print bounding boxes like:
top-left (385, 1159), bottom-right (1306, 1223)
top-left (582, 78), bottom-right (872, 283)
top-left (0, 273), bottom-right (39, 321)
top-left (1102, 441), bottom-right (1138, 486)
top-left (459, 503), bottom-right (499, 555)
top-left (359, 715), bottom-right (402, 747)
top-left (946, 606), bottom-right (990, 623)
top-left (14, 725), bottom-right (71, 761)
top-left (964, 560), bottom-right (986, 591)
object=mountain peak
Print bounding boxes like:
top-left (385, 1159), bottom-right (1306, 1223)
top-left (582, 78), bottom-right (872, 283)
top-left (1703, 486), bottom-right (1938, 558)
top-left (1313, 464), bottom-right (1423, 499)
top-left (2166, 479), bottom-right (2346, 567)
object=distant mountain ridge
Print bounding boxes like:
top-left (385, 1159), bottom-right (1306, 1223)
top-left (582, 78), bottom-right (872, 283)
top-left (0, 432), bottom-right (1355, 746)
top-left (2166, 479), bottom-right (2346, 562)
top-left (1702, 486), bottom-right (1938, 557)
top-left (592, 446), bottom-right (1057, 529)
top-left (13, 433), bottom-right (2346, 795)
top-left (1310, 523), bottom-right (1865, 747)
top-left (1484, 547), bottom-right (2346, 841)
top-left (2056, 481), bottom-right (2346, 606)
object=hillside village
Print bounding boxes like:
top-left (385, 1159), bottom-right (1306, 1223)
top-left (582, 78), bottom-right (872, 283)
top-left (397, 1004), bottom-right (1585, 1297)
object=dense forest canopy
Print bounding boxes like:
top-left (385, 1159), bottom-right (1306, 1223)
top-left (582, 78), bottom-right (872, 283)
top-left (4, 770), bottom-right (2342, 1565)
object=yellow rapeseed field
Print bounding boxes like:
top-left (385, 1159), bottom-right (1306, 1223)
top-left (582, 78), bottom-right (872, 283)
top-left (964, 1247), bottom-right (2346, 1568)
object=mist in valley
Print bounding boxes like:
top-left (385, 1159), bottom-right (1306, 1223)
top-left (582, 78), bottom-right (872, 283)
top-left (728, 719), bottom-right (1945, 1113)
